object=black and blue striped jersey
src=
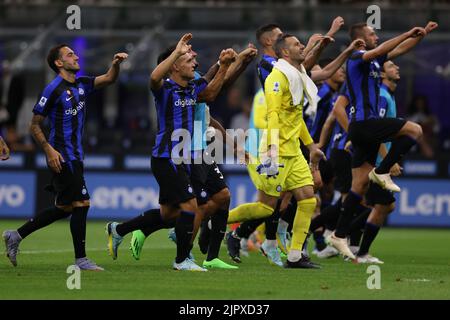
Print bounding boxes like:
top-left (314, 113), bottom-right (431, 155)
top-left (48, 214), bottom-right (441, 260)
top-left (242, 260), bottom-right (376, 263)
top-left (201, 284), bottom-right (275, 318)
top-left (32, 75), bottom-right (95, 162)
top-left (151, 78), bottom-right (208, 158)
top-left (257, 54), bottom-right (277, 89)
top-left (346, 50), bottom-right (387, 122)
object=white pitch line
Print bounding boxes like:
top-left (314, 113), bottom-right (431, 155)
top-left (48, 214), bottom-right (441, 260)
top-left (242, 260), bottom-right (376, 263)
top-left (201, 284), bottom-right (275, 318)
top-left (1, 248), bottom-right (107, 255)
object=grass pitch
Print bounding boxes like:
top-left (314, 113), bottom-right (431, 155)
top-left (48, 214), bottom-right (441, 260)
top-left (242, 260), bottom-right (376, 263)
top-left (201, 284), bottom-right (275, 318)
top-left (0, 220), bottom-right (449, 300)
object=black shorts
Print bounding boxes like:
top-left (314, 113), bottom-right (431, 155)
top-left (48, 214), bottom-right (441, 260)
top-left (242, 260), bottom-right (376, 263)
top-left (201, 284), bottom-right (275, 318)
top-left (329, 148), bottom-right (352, 194)
top-left (190, 160), bottom-right (228, 205)
top-left (47, 160), bottom-right (90, 206)
top-left (151, 157), bottom-right (196, 205)
top-left (319, 159), bottom-right (334, 185)
top-left (365, 182), bottom-right (396, 206)
top-left (348, 118), bottom-right (406, 168)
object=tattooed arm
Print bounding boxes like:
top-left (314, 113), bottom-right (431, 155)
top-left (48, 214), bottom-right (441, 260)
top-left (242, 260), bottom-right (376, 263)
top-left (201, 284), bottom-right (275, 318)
top-left (30, 114), bottom-right (64, 173)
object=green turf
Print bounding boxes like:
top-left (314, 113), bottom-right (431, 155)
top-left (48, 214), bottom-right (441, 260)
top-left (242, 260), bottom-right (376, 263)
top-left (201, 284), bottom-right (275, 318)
top-left (0, 220), bottom-right (449, 299)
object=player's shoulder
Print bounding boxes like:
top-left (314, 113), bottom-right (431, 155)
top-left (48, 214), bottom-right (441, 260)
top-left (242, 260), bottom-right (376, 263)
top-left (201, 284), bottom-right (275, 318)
top-left (266, 68), bottom-right (287, 82)
top-left (259, 55), bottom-right (277, 68)
top-left (191, 77), bottom-right (207, 87)
top-left (379, 86), bottom-right (389, 96)
top-left (76, 75), bottom-right (94, 84)
top-left (41, 75), bottom-right (64, 97)
top-left (318, 82), bottom-right (333, 96)
top-left (159, 78), bottom-right (177, 91)
top-left (265, 69), bottom-right (287, 92)
top-left (349, 49), bottom-right (366, 60)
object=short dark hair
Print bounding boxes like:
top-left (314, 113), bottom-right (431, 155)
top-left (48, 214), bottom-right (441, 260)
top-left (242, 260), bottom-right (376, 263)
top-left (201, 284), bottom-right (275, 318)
top-left (274, 33), bottom-right (294, 58)
top-left (256, 23), bottom-right (281, 43)
top-left (157, 44), bottom-right (177, 65)
top-left (349, 23), bottom-right (367, 40)
top-left (47, 44), bottom-right (70, 74)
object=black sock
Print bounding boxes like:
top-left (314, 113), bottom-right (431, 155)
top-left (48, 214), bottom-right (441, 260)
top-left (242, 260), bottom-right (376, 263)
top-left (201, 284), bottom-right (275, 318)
top-left (17, 206), bottom-right (71, 239)
top-left (335, 191), bottom-right (362, 238)
top-left (235, 218), bottom-right (264, 239)
top-left (310, 200), bottom-right (341, 232)
top-left (313, 230), bottom-right (326, 251)
top-left (116, 208), bottom-right (164, 237)
top-left (198, 219), bottom-right (211, 254)
top-left (70, 206), bottom-right (89, 259)
top-left (264, 199), bottom-right (281, 240)
top-left (357, 222), bottom-right (381, 256)
top-left (349, 207), bottom-right (371, 233)
top-left (142, 218), bottom-right (176, 237)
top-left (375, 136), bottom-right (417, 174)
top-left (175, 211), bottom-right (195, 263)
top-left (349, 229), bottom-right (362, 247)
top-left (207, 209), bottom-right (228, 261)
top-left (309, 214), bottom-right (326, 233)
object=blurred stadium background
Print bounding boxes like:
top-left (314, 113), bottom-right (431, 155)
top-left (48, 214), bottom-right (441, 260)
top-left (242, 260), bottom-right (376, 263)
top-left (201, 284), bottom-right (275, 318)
top-left (1, 0), bottom-right (450, 228)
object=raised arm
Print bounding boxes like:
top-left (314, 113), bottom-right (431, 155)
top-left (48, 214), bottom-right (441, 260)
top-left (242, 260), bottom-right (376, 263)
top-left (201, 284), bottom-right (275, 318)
top-left (198, 48), bottom-right (237, 103)
top-left (388, 21), bottom-right (438, 60)
top-left (318, 113), bottom-right (336, 150)
top-left (94, 53), bottom-right (128, 89)
top-left (310, 39), bottom-right (365, 82)
top-left (332, 95), bottom-right (350, 132)
top-left (362, 27), bottom-right (425, 61)
top-left (150, 33), bottom-right (192, 91)
top-left (30, 114), bottom-right (64, 173)
top-left (326, 16), bottom-right (345, 38)
top-left (303, 35), bottom-right (335, 71)
top-left (223, 44), bottom-right (258, 89)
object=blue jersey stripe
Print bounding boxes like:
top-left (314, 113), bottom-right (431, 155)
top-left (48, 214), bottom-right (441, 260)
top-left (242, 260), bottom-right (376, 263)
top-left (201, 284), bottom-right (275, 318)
top-left (257, 55), bottom-right (277, 89)
top-left (152, 78), bottom-right (207, 158)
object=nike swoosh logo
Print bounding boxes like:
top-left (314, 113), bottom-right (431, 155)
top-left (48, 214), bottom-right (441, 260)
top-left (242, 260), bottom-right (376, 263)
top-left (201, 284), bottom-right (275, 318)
top-left (66, 96), bottom-right (73, 101)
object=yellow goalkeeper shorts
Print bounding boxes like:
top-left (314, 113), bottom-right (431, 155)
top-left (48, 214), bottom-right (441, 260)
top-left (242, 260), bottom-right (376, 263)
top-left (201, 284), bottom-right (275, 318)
top-left (247, 155), bottom-right (313, 197)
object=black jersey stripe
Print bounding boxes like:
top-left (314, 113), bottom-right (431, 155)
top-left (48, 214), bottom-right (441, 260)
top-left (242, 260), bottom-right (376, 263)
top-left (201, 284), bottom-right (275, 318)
top-left (345, 60), bottom-right (357, 122)
top-left (361, 62), bottom-right (371, 120)
top-left (158, 89), bottom-right (174, 157)
top-left (68, 90), bottom-right (81, 160)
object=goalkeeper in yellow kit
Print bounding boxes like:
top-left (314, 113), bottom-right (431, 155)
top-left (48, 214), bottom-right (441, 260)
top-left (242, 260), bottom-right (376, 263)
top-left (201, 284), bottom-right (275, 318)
top-left (227, 34), bottom-right (327, 268)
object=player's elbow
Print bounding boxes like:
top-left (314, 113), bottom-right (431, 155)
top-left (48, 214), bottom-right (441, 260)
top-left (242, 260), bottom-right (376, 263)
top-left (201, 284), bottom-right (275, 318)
top-left (332, 105), bottom-right (341, 117)
top-left (149, 73), bottom-right (161, 89)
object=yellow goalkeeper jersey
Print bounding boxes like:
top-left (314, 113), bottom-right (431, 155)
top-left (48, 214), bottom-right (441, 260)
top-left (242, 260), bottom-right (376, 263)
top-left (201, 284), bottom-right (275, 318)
top-left (264, 68), bottom-right (313, 157)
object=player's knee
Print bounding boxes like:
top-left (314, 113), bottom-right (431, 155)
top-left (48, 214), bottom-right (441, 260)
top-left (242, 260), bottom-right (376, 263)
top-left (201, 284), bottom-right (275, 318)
top-left (72, 200), bottom-right (90, 208)
top-left (213, 188), bottom-right (231, 210)
top-left (387, 202), bottom-right (396, 214)
top-left (405, 121), bottom-right (423, 140)
top-left (179, 198), bottom-right (199, 214)
top-left (56, 204), bottom-right (73, 212)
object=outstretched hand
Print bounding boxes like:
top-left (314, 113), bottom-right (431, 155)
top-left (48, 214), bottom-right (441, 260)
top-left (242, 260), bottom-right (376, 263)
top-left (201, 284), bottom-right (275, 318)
top-left (175, 33), bottom-right (193, 56)
top-left (349, 39), bottom-right (366, 50)
top-left (219, 48), bottom-right (238, 66)
top-left (239, 43), bottom-right (258, 63)
top-left (425, 21), bottom-right (438, 34)
top-left (112, 52), bottom-right (128, 65)
top-left (408, 27), bottom-right (427, 38)
top-left (327, 16), bottom-right (345, 36)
